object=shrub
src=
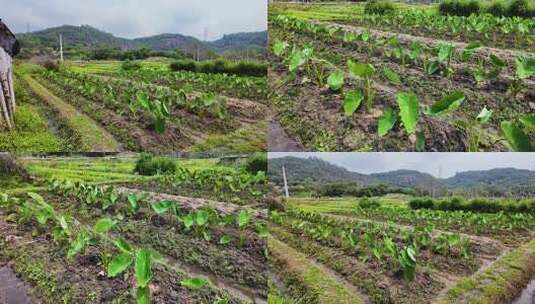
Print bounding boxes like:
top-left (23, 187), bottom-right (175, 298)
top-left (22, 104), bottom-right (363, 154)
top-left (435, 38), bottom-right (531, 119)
top-left (486, 0), bottom-right (508, 16)
top-left (169, 59), bottom-right (267, 77)
top-left (358, 197), bottom-right (381, 208)
top-left (121, 60), bottom-right (142, 71)
top-left (409, 197), bottom-right (435, 209)
top-left (507, 0), bottom-right (535, 17)
top-left (134, 154), bottom-right (176, 176)
top-left (42, 60), bottom-right (59, 72)
top-left (439, 0), bottom-right (481, 16)
top-left (365, 0), bottom-right (395, 15)
top-left (245, 153), bottom-right (267, 175)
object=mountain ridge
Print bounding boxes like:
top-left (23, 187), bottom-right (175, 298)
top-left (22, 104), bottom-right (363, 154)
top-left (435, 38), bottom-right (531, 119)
top-left (15, 24), bottom-right (267, 54)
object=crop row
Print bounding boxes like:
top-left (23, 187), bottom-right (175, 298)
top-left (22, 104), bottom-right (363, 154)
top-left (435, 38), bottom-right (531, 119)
top-left (0, 191), bottom-right (256, 303)
top-left (409, 196), bottom-right (535, 214)
top-left (40, 70), bottom-right (229, 134)
top-left (113, 68), bottom-right (267, 101)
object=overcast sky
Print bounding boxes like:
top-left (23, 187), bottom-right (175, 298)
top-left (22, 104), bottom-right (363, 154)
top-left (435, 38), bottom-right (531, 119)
top-left (1, 0), bottom-right (267, 40)
top-left (269, 153), bottom-right (535, 178)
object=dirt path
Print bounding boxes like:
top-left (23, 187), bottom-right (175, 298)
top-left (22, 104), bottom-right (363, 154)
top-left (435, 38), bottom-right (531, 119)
top-left (23, 75), bottom-right (121, 152)
top-left (321, 21), bottom-right (535, 63)
top-left (270, 237), bottom-right (368, 304)
top-left (0, 265), bottom-right (39, 304)
top-left (115, 187), bottom-right (267, 218)
top-left (268, 118), bottom-right (305, 152)
top-left (323, 213), bottom-right (505, 256)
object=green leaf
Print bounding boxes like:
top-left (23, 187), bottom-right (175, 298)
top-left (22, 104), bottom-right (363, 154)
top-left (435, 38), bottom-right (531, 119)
top-left (107, 253), bottom-right (134, 277)
top-left (476, 107), bottom-right (493, 125)
top-left (327, 70), bottom-right (344, 91)
top-left (181, 277), bottom-right (209, 289)
top-left (151, 200), bottom-right (175, 215)
top-left (67, 232), bottom-right (90, 258)
top-left (136, 287), bottom-right (150, 304)
top-left (135, 249), bottom-right (153, 288)
top-left (347, 60), bottom-right (375, 78)
top-left (516, 57), bottom-right (535, 79)
top-left (195, 210), bottom-right (209, 226)
top-left (378, 107), bottom-right (398, 137)
top-left (154, 117), bottom-right (166, 134)
top-left (501, 121), bottom-right (533, 152)
top-left (438, 43), bottom-right (454, 62)
top-left (462, 42), bottom-right (480, 60)
top-left (93, 218), bottom-right (116, 234)
top-left (114, 238), bottom-right (133, 254)
top-left (238, 210), bottom-right (251, 228)
top-left (343, 90), bottom-right (364, 117)
top-left (256, 224), bottom-right (269, 238)
top-left (183, 214), bottom-right (194, 230)
top-left (520, 114), bottom-right (535, 131)
top-left (490, 54), bottom-right (505, 68)
top-left (219, 235), bottom-right (233, 245)
top-left (128, 194), bottom-right (139, 211)
top-left (396, 92), bottom-right (420, 134)
top-left (383, 67), bottom-right (401, 85)
top-left (272, 40), bottom-right (289, 56)
top-left (428, 91), bottom-right (465, 116)
top-left (426, 61), bottom-right (440, 75)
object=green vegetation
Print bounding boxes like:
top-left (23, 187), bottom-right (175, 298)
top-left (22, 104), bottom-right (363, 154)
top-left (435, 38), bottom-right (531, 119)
top-left (169, 59), bottom-right (267, 77)
top-left (134, 154), bottom-right (177, 176)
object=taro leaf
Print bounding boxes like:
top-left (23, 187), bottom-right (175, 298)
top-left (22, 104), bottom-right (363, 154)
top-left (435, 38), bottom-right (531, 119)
top-left (67, 231), bottom-right (91, 258)
top-left (183, 214), bottom-right (194, 230)
top-left (490, 54), bottom-right (505, 68)
top-left (107, 253), bottom-right (134, 277)
top-left (415, 132), bottom-right (425, 152)
top-left (438, 43), bottom-right (455, 62)
top-left (520, 114), bottom-right (535, 131)
top-left (114, 238), bottom-right (133, 254)
top-left (272, 40), bottom-right (289, 56)
top-left (203, 231), bottom-right (211, 241)
top-left (219, 235), bottom-right (233, 245)
top-left (151, 200), bottom-right (175, 215)
top-left (360, 31), bottom-right (370, 42)
top-left (181, 277), bottom-right (209, 289)
top-left (256, 224), bottom-right (269, 238)
top-left (501, 121), bottom-right (534, 152)
top-left (462, 42), bottom-right (481, 60)
top-left (93, 218), bottom-right (116, 234)
top-left (136, 286), bottom-right (150, 304)
top-left (196, 210), bottom-right (209, 226)
top-left (428, 91), bottom-right (465, 116)
top-left (238, 210), bottom-right (251, 228)
top-left (343, 89), bottom-right (364, 117)
top-left (426, 61), bottom-right (440, 75)
top-left (128, 194), bottom-right (139, 211)
top-left (135, 249), bottom-right (153, 288)
top-left (396, 92), bottom-right (420, 134)
top-left (343, 31), bottom-right (356, 42)
top-left (378, 107), bottom-right (398, 137)
top-left (476, 107), bottom-right (493, 125)
top-left (383, 67), bottom-right (401, 85)
top-left (347, 60), bottom-right (375, 78)
top-left (327, 70), bottom-right (344, 91)
top-left (516, 57), bottom-right (535, 79)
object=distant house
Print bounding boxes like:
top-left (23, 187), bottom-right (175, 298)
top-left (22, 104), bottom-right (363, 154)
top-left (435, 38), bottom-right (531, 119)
top-left (0, 19), bottom-right (19, 131)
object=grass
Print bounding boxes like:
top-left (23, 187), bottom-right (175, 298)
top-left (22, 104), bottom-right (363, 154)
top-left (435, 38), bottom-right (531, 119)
top-left (437, 236), bottom-right (535, 304)
top-left (23, 75), bottom-right (121, 152)
top-left (64, 60), bottom-right (170, 75)
top-left (269, 237), bottom-right (365, 304)
top-left (190, 121), bottom-right (267, 153)
top-left (288, 196), bottom-right (408, 213)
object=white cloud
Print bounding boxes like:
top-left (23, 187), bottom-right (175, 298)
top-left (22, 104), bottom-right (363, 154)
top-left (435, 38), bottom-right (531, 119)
top-left (269, 152), bottom-right (535, 178)
top-left (1, 0), bottom-right (267, 40)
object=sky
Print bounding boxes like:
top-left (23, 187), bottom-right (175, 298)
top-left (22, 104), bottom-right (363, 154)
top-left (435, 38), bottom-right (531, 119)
top-left (1, 0), bottom-right (267, 40)
top-left (269, 153), bottom-right (535, 178)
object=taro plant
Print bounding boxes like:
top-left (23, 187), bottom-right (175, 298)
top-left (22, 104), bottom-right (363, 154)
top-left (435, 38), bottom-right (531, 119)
top-left (501, 115), bottom-right (534, 152)
top-left (437, 42), bottom-right (456, 77)
top-left (347, 60), bottom-right (376, 113)
top-left (509, 56), bottom-right (535, 98)
top-left (237, 210), bottom-right (252, 247)
top-left (396, 92), bottom-right (420, 135)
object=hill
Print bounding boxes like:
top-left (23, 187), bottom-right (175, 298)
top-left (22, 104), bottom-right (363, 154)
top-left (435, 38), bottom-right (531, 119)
top-left (15, 25), bottom-right (266, 54)
top-left (268, 156), bottom-right (535, 195)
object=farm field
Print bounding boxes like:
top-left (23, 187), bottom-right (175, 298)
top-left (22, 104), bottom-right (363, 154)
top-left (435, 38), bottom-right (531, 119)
top-left (268, 195), bottom-right (535, 304)
top-left (268, 2), bottom-right (535, 152)
top-left (1, 59), bottom-right (267, 153)
top-left (0, 153), bottom-right (269, 303)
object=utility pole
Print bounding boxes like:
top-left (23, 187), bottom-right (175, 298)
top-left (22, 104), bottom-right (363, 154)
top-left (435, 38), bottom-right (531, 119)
top-left (59, 34), bottom-right (64, 62)
top-left (282, 166), bottom-right (289, 199)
